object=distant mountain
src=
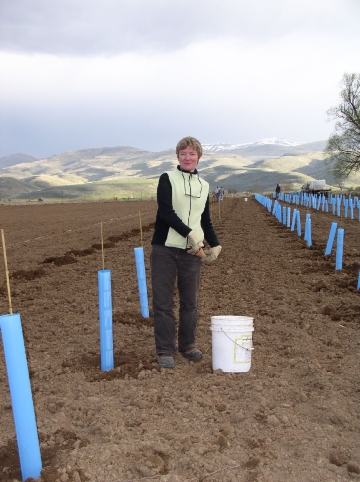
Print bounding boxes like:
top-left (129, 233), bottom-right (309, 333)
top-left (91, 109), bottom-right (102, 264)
top-left (202, 139), bottom-right (328, 160)
top-left (0, 153), bottom-right (39, 168)
top-left (1, 139), bottom-right (359, 200)
top-left (202, 138), bottom-right (304, 151)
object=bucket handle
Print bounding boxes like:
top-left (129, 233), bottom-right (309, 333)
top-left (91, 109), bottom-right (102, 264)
top-left (221, 328), bottom-right (254, 351)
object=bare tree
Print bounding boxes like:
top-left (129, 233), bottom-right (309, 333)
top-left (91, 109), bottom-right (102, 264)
top-left (324, 72), bottom-right (360, 177)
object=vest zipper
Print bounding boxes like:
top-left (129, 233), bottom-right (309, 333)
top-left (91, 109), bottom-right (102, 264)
top-left (186, 173), bottom-right (192, 247)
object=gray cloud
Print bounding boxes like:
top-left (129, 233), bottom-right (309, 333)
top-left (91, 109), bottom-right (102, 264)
top-left (1, 0), bottom-right (359, 55)
top-left (0, 0), bottom-right (359, 157)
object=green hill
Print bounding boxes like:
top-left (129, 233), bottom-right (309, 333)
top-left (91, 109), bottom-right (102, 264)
top-left (1, 141), bottom-right (360, 200)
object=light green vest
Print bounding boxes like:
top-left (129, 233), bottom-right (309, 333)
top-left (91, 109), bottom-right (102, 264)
top-left (165, 169), bottom-right (209, 249)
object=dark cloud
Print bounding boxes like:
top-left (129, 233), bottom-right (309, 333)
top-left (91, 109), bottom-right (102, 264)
top-left (0, 0), bottom-right (358, 56)
top-left (0, 0), bottom-right (359, 157)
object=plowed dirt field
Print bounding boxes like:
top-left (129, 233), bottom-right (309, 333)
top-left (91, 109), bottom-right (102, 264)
top-left (0, 197), bottom-right (359, 482)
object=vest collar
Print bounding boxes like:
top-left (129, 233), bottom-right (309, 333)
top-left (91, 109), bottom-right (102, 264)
top-left (177, 165), bottom-right (198, 175)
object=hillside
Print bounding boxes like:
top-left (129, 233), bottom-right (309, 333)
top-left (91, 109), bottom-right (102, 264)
top-left (0, 153), bottom-right (39, 168)
top-left (0, 177), bottom-right (37, 199)
top-left (1, 139), bottom-right (360, 199)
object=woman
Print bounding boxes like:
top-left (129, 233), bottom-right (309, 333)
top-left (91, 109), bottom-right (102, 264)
top-left (151, 136), bottom-right (222, 368)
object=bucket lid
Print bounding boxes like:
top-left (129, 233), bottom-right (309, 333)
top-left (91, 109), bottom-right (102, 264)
top-left (211, 315), bottom-right (253, 326)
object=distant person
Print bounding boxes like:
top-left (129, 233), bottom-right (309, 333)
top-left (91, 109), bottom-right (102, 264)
top-left (219, 186), bottom-right (224, 201)
top-left (215, 186), bottom-right (220, 201)
top-left (150, 136), bottom-right (222, 368)
top-left (275, 184), bottom-right (281, 197)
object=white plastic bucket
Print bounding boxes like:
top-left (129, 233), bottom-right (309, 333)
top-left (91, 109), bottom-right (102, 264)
top-left (210, 316), bottom-right (254, 372)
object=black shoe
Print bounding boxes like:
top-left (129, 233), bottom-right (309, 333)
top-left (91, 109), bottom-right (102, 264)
top-left (158, 355), bottom-right (175, 368)
top-left (180, 349), bottom-right (203, 362)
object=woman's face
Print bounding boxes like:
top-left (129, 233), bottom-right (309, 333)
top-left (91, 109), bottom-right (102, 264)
top-left (178, 145), bottom-right (199, 173)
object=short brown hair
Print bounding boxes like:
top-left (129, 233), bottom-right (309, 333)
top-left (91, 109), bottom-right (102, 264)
top-left (176, 136), bottom-right (203, 159)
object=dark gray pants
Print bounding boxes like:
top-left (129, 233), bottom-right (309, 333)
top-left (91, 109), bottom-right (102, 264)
top-left (150, 244), bottom-right (202, 356)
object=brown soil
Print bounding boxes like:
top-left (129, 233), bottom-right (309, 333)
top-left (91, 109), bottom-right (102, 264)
top-left (0, 198), bottom-right (359, 482)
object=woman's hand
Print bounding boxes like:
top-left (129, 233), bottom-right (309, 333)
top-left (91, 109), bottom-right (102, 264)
top-left (195, 247), bottom-right (207, 258)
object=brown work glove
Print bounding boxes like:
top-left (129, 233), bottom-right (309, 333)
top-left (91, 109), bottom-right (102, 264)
top-left (201, 245), bottom-right (222, 265)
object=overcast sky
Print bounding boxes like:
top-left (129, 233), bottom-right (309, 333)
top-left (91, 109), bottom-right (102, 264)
top-left (0, 0), bottom-right (359, 158)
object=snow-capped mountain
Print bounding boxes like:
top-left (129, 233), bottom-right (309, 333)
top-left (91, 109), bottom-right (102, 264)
top-left (202, 138), bottom-right (303, 152)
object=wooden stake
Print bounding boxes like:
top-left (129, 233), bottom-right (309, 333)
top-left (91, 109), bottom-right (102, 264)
top-left (139, 211), bottom-right (143, 247)
top-left (100, 222), bottom-right (105, 271)
top-left (1, 229), bottom-right (13, 315)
